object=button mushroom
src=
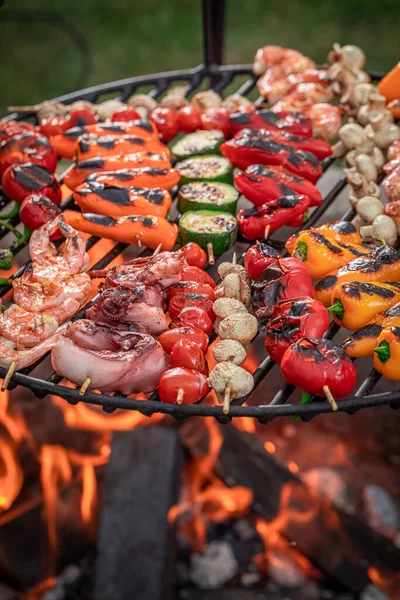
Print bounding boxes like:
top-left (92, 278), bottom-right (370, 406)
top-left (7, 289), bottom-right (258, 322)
top-left (95, 99), bottom-right (127, 121)
top-left (213, 297), bottom-right (247, 316)
top-left (212, 339), bottom-right (247, 365)
top-left (218, 313), bottom-right (258, 345)
top-left (209, 361), bottom-right (254, 400)
top-left (356, 196), bottom-right (384, 224)
top-left (191, 90), bottom-right (222, 111)
top-left (127, 94), bottom-right (158, 118)
top-left (218, 262), bottom-right (251, 285)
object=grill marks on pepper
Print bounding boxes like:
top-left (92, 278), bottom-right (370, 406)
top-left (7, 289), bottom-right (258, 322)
top-left (12, 164), bottom-right (53, 190)
top-left (84, 213), bottom-right (155, 228)
top-left (235, 137), bottom-right (319, 168)
top-left (78, 182), bottom-right (166, 205)
top-left (248, 164), bottom-right (304, 183)
top-left (343, 324), bottom-right (383, 344)
top-left (342, 281), bottom-right (400, 299)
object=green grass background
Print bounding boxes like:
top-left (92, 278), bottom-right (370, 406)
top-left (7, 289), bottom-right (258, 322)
top-left (0, 0), bottom-right (399, 115)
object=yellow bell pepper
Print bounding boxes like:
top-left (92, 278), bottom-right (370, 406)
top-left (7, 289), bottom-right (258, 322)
top-left (285, 221), bottom-right (362, 255)
top-left (342, 303), bottom-right (400, 357)
top-left (374, 324), bottom-right (400, 379)
top-left (328, 281), bottom-right (400, 331)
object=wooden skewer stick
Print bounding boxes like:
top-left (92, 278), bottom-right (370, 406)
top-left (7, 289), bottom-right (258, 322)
top-left (207, 243), bottom-right (215, 265)
top-left (264, 225), bottom-right (271, 240)
top-left (323, 385), bottom-right (338, 412)
top-left (153, 243), bottom-right (162, 256)
top-left (79, 377), bottom-right (92, 396)
top-left (223, 384), bottom-right (231, 415)
top-left (232, 252), bottom-right (237, 265)
top-left (176, 388), bottom-right (184, 405)
top-left (1, 362), bottom-right (16, 392)
top-left (136, 235), bottom-right (142, 247)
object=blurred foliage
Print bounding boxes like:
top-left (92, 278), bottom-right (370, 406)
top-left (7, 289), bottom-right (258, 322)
top-left (0, 0), bottom-right (398, 114)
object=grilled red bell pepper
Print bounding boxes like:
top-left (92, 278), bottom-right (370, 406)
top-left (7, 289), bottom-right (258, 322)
top-left (1, 163), bottom-right (62, 205)
top-left (264, 297), bottom-right (330, 364)
top-left (280, 337), bottom-right (357, 400)
top-left (221, 136), bottom-right (322, 183)
top-left (244, 242), bottom-right (280, 280)
top-left (251, 257), bottom-right (314, 321)
top-left (0, 120), bottom-right (37, 144)
top-left (20, 194), bottom-right (62, 234)
top-left (0, 132), bottom-right (57, 176)
top-left (236, 128), bottom-right (332, 161)
top-left (235, 164), bottom-right (322, 208)
top-left (229, 108), bottom-right (312, 138)
top-left (238, 194), bottom-right (310, 240)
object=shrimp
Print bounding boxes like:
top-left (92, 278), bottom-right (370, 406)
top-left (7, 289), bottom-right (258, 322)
top-left (29, 215), bottom-right (89, 275)
top-left (0, 331), bottom-right (61, 371)
top-left (0, 303), bottom-right (58, 348)
top-left (13, 266), bottom-right (92, 322)
top-left (253, 45), bottom-right (314, 76)
top-left (259, 69), bottom-right (332, 104)
top-left (305, 103), bottom-right (343, 141)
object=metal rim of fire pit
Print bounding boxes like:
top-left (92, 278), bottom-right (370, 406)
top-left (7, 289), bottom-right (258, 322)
top-left (1, 1), bottom-right (399, 423)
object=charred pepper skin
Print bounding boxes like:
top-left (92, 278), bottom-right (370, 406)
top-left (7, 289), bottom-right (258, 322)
top-left (374, 326), bottom-right (400, 380)
top-left (342, 303), bottom-right (400, 358)
top-left (286, 221), bottom-right (362, 255)
top-left (221, 135), bottom-right (322, 183)
top-left (328, 281), bottom-right (400, 331)
top-left (235, 164), bottom-right (322, 208)
top-left (244, 242), bottom-right (280, 281)
top-left (238, 194), bottom-right (310, 240)
top-left (251, 257), bottom-right (314, 323)
top-left (314, 246), bottom-right (400, 307)
top-left (291, 231), bottom-right (371, 280)
top-left (235, 127), bottom-right (332, 160)
top-left (264, 297), bottom-right (330, 364)
top-left (229, 108), bottom-right (313, 138)
top-left (281, 337), bottom-right (357, 399)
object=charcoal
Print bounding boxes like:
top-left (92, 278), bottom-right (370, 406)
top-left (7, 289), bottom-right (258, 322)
top-left (360, 585), bottom-right (389, 600)
top-left (94, 426), bottom-right (181, 600)
top-left (363, 485), bottom-right (399, 540)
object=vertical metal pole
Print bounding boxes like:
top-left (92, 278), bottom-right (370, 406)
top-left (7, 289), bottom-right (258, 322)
top-left (202, 0), bottom-right (226, 71)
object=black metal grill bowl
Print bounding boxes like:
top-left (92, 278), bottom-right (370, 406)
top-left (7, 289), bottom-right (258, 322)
top-left (1, 0), bottom-right (399, 424)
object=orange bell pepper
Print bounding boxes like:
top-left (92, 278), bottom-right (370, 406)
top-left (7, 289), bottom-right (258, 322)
top-left (342, 303), bottom-right (400, 357)
top-left (73, 181), bottom-right (172, 218)
top-left (85, 167), bottom-right (180, 191)
top-left (378, 62), bottom-right (400, 102)
top-left (285, 221), bottom-right (362, 255)
top-left (374, 324), bottom-right (400, 380)
top-left (314, 246), bottom-right (400, 306)
top-left (63, 210), bottom-right (178, 251)
top-left (51, 120), bottom-right (159, 158)
top-left (64, 152), bottom-right (171, 190)
top-left (328, 281), bottom-right (400, 330)
top-left (291, 231), bottom-right (370, 280)
top-left (76, 134), bottom-right (168, 161)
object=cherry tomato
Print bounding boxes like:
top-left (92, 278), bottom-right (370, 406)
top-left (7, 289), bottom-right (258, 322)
top-left (176, 105), bottom-right (202, 133)
top-left (168, 293), bottom-right (215, 321)
top-left (39, 116), bottom-right (69, 138)
top-left (176, 243), bottom-right (207, 269)
top-left (158, 367), bottom-right (209, 404)
top-left (68, 108), bottom-right (97, 127)
top-left (168, 281), bottom-right (215, 302)
top-left (0, 132), bottom-right (57, 176)
top-left (201, 107), bottom-right (231, 137)
top-left (181, 265), bottom-right (216, 288)
top-left (20, 194), bottom-right (62, 235)
top-left (1, 163), bottom-right (62, 205)
top-left (158, 326), bottom-right (208, 354)
top-left (150, 107), bottom-right (179, 142)
top-left (111, 108), bottom-right (141, 122)
top-left (172, 307), bottom-right (213, 336)
top-left (0, 120), bottom-right (37, 144)
top-left (170, 339), bottom-right (208, 374)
